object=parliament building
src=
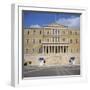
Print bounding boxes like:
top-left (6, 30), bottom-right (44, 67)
top-left (24, 23), bottom-right (80, 66)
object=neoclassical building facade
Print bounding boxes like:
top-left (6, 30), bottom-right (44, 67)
top-left (24, 23), bottom-right (80, 66)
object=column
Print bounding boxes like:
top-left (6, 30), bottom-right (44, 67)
top-left (54, 46), bottom-right (56, 54)
top-left (57, 46), bottom-right (59, 53)
top-left (50, 46), bottom-right (51, 53)
top-left (60, 46), bottom-right (61, 53)
top-left (59, 46), bottom-right (60, 53)
top-left (59, 46), bottom-right (61, 53)
top-left (44, 46), bottom-right (45, 53)
top-left (43, 45), bottom-right (44, 54)
top-left (52, 46), bottom-right (54, 53)
top-left (67, 46), bottom-right (68, 53)
top-left (62, 46), bottom-right (64, 53)
top-left (45, 46), bottom-right (47, 54)
top-left (56, 46), bottom-right (57, 53)
top-left (63, 46), bottom-right (65, 53)
top-left (48, 46), bottom-right (50, 54)
top-left (51, 46), bottom-right (52, 53)
top-left (61, 46), bottom-right (63, 53)
top-left (55, 46), bottom-right (56, 53)
top-left (45, 46), bottom-right (47, 53)
top-left (58, 46), bottom-right (60, 53)
top-left (64, 46), bottom-right (66, 53)
top-left (65, 46), bottom-right (67, 53)
top-left (47, 46), bottom-right (48, 54)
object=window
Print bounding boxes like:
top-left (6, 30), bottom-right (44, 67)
top-left (58, 30), bottom-right (59, 35)
top-left (70, 39), bottom-right (72, 43)
top-left (32, 39), bottom-right (35, 44)
top-left (53, 29), bottom-right (54, 34)
top-left (76, 39), bottom-right (78, 43)
top-left (40, 30), bottom-right (41, 34)
top-left (62, 31), bottom-right (65, 34)
top-left (53, 29), bottom-right (57, 35)
top-left (53, 37), bottom-right (54, 42)
top-left (39, 47), bottom-right (42, 53)
top-left (39, 40), bottom-right (41, 43)
top-left (47, 39), bottom-right (49, 42)
top-left (71, 49), bottom-right (72, 53)
top-left (26, 39), bottom-right (29, 44)
top-left (27, 30), bottom-right (29, 35)
top-left (26, 48), bottom-right (28, 54)
top-left (55, 38), bottom-right (57, 42)
top-left (75, 32), bottom-right (77, 35)
top-left (47, 31), bottom-right (49, 35)
top-left (32, 48), bottom-right (34, 52)
top-left (77, 48), bottom-right (79, 52)
top-left (55, 29), bottom-right (57, 35)
top-left (58, 37), bottom-right (59, 42)
top-left (33, 30), bottom-right (36, 33)
top-left (62, 38), bottom-right (65, 41)
top-left (70, 31), bottom-right (72, 35)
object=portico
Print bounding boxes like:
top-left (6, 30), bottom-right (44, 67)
top-left (42, 43), bottom-right (69, 54)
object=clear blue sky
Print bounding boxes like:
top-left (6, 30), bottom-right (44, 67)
top-left (22, 11), bottom-right (81, 28)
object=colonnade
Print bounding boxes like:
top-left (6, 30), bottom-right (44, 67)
top-left (42, 45), bottom-right (68, 54)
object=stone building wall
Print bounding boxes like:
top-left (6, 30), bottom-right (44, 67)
top-left (24, 23), bottom-right (80, 66)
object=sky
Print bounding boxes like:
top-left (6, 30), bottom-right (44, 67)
top-left (22, 11), bottom-right (81, 29)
